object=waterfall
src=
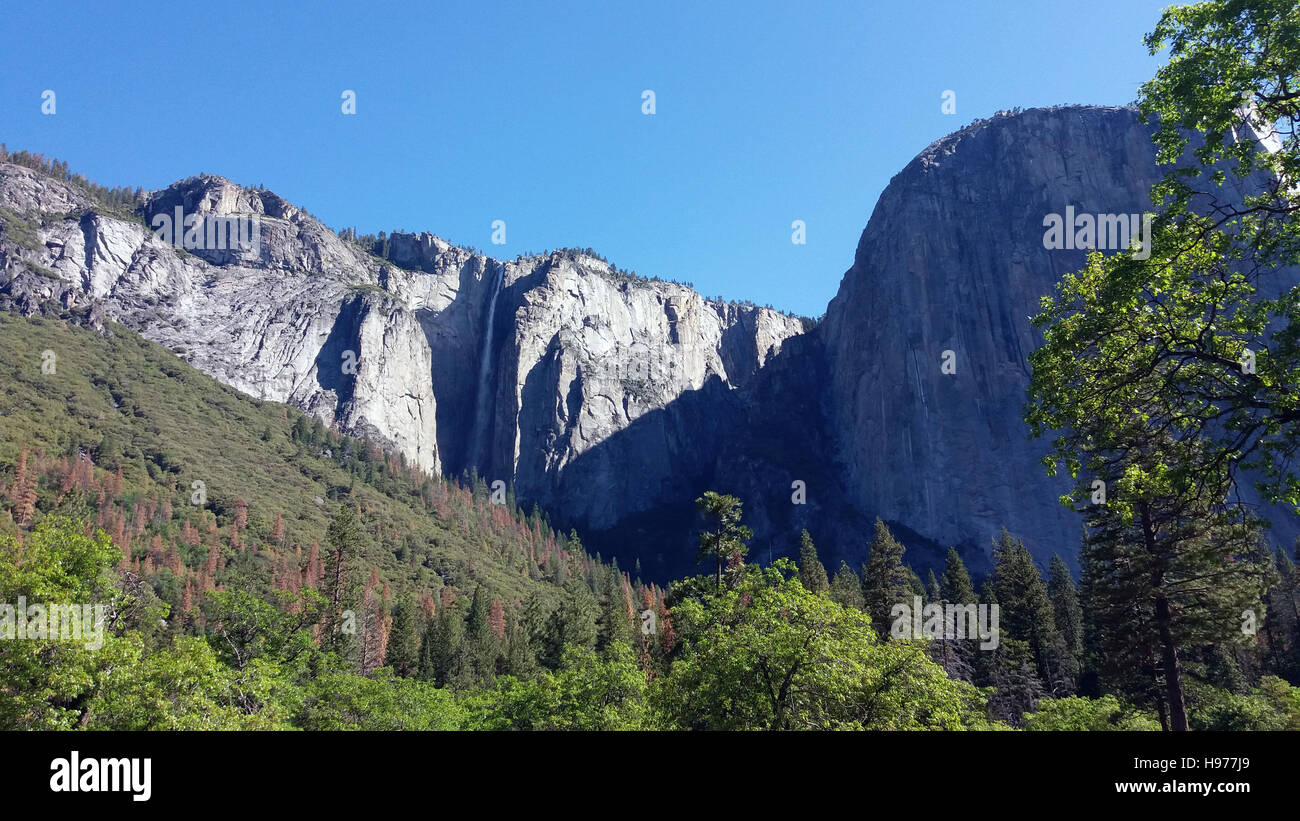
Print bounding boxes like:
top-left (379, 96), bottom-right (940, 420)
top-left (470, 264), bottom-right (505, 471)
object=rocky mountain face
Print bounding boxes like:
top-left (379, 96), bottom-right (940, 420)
top-left (4, 104), bottom-right (1292, 580)
top-left (0, 162), bottom-right (804, 577)
top-left (819, 104), bottom-right (1298, 572)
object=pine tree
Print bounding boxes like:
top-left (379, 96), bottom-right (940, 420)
top-left (983, 638), bottom-right (1048, 726)
top-left (419, 603), bottom-right (464, 687)
top-left (989, 529), bottom-right (1071, 695)
top-left (464, 585), bottom-right (497, 685)
top-left (926, 569), bottom-right (942, 604)
top-left (860, 519), bottom-right (912, 638)
top-left (1265, 545), bottom-right (1300, 681)
top-left (694, 492), bottom-right (751, 590)
top-left (797, 529), bottom-right (829, 593)
top-left (829, 561), bottom-right (865, 610)
top-left (321, 504), bottom-right (364, 655)
top-left (1047, 554), bottom-right (1083, 688)
top-left (929, 548), bottom-right (977, 683)
top-left (13, 448), bottom-right (37, 527)
top-left (597, 567), bottom-right (634, 653)
top-left (503, 616), bottom-right (539, 679)
top-left (940, 547), bottom-right (976, 605)
top-left (541, 576), bottom-right (599, 669)
top-left (1081, 495), bottom-right (1271, 731)
top-left (359, 567), bottom-right (389, 676)
top-left (386, 597), bottom-right (420, 677)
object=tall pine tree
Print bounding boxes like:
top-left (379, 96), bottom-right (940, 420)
top-left (797, 530), bottom-right (829, 593)
top-left (859, 519), bottom-right (911, 639)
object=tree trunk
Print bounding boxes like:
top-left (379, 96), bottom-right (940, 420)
top-left (1154, 594), bottom-right (1188, 731)
top-left (1138, 503), bottom-right (1187, 732)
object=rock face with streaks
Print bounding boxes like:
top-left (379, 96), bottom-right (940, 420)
top-left (0, 164), bottom-right (804, 569)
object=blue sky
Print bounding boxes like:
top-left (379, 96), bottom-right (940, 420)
top-left (0, 0), bottom-right (1171, 317)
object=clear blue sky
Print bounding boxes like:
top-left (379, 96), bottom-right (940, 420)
top-left (0, 0), bottom-right (1171, 318)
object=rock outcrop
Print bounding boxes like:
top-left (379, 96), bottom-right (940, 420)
top-left (0, 166), bottom-right (804, 561)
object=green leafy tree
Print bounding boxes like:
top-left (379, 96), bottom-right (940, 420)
top-left (652, 560), bottom-right (995, 730)
top-left (1023, 694), bottom-right (1161, 731)
top-left (0, 517), bottom-right (124, 729)
top-left (467, 643), bottom-right (650, 730)
top-left (1027, 0), bottom-right (1300, 730)
top-left (297, 668), bottom-right (464, 730)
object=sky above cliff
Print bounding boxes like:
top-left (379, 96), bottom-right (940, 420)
top-left (0, 0), bottom-right (1170, 317)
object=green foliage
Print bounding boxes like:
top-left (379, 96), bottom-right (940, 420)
top-left (1047, 555), bottom-right (1084, 666)
top-left (989, 530), bottom-right (1073, 695)
top-left (941, 547), bottom-right (976, 605)
top-left (1186, 676), bottom-right (1300, 731)
top-left (541, 576), bottom-right (599, 669)
top-left (88, 636), bottom-right (296, 730)
top-left (0, 206), bottom-right (41, 251)
top-left (0, 517), bottom-right (125, 729)
top-left (653, 560), bottom-right (996, 730)
top-left (829, 560), bottom-right (865, 610)
top-left (1, 149), bottom-right (143, 219)
top-left (386, 598), bottom-right (420, 678)
top-left (466, 643), bottom-right (649, 730)
top-left (1023, 695), bottom-right (1161, 731)
top-left (297, 668), bottom-right (465, 730)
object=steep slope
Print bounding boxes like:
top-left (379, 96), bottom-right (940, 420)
top-left (0, 311), bottom-right (600, 605)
